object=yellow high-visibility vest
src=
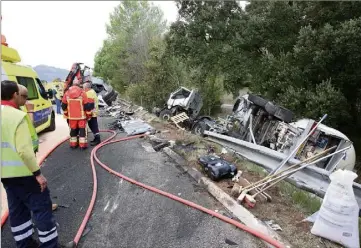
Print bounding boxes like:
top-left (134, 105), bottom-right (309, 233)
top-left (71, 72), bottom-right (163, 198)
top-left (1, 105), bottom-right (33, 178)
top-left (85, 89), bottom-right (98, 117)
top-left (20, 106), bottom-right (39, 152)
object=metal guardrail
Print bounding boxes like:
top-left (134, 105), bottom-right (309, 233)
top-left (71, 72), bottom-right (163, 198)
top-left (204, 131), bottom-right (361, 207)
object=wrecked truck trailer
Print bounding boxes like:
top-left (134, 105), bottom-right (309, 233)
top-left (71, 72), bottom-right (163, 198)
top-left (200, 94), bottom-right (360, 206)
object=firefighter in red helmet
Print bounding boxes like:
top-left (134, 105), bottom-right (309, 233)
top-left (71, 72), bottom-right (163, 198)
top-left (61, 78), bottom-right (94, 149)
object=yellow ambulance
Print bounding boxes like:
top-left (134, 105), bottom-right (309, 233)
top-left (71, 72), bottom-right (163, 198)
top-left (1, 34), bottom-right (56, 133)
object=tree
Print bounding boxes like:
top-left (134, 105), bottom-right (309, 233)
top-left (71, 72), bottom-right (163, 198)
top-left (94, 1), bottom-right (166, 92)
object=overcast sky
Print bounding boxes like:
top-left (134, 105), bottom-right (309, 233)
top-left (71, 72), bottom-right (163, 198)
top-left (1, 1), bottom-right (178, 69)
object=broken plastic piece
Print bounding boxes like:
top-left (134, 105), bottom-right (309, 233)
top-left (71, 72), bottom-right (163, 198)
top-left (225, 238), bottom-right (238, 245)
top-left (198, 155), bottom-right (237, 181)
top-left (265, 220), bottom-right (282, 231)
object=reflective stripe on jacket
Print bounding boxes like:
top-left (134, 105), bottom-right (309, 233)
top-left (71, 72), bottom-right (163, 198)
top-left (85, 89), bottom-right (98, 117)
top-left (1, 105), bottom-right (33, 178)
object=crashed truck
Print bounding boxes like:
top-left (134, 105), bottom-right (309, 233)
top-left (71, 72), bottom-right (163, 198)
top-left (154, 86), bottom-right (214, 131)
top-left (198, 94), bottom-right (355, 171)
top-left (203, 93), bottom-right (361, 208)
top-left (157, 87), bottom-right (356, 171)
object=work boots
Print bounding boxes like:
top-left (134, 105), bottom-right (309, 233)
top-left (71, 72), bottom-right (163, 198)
top-left (90, 135), bottom-right (101, 146)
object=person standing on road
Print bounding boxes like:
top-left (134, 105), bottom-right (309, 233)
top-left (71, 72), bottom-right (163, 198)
top-left (53, 86), bottom-right (62, 115)
top-left (83, 82), bottom-right (101, 146)
top-left (1, 80), bottom-right (59, 248)
top-left (17, 84), bottom-right (59, 212)
top-left (61, 78), bottom-right (93, 149)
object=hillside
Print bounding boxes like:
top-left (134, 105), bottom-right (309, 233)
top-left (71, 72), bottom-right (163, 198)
top-left (33, 65), bottom-right (69, 82)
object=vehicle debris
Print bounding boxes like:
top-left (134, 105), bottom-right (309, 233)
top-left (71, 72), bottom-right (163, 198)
top-left (153, 142), bottom-right (170, 152)
top-left (224, 238), bottom-right (238, 246)
top-left (107, 120), bottom-right (123, 131)
top-left (197, 155), bottom-right (237, 181)
top-left (231, 170), bottom-right (243, 183)
top-left (141, 142), bottom-right (156, 153)
top-left (120, 119), bottom-right (155, 136)
top-left (81, 225), bottom-right (92, 238)
top-left (58, 204), bottom-right (70, 209)
top-left (265, 220), bottom-right (282, 232)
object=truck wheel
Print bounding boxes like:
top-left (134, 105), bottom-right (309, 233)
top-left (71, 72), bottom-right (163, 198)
top-left (192, 120), bottom-right (209, 137)
top-left (45, 112), bottom-right (56, 132)
top-left (248, 94), bottom-right (268, 108)
top-left (159, 109), bottom-right (172, 121)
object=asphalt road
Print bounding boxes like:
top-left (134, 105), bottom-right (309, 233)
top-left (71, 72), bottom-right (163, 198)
top-left (2, 117), bottom-right (264, 248)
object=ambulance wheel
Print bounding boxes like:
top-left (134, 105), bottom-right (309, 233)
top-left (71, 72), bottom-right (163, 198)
top-left (46, 112), bottom-right (56, 132)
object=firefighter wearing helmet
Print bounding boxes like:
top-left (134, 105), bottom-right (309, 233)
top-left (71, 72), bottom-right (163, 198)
top-left (61, 77), bottom-right (94, 149)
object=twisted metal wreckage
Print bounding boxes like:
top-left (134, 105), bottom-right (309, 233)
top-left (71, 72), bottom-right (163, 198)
top-left (152, 87), bottom-right (359, 207)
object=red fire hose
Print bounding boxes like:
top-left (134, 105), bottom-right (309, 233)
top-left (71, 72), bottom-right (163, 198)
top-left (1, 130), bottom-right (285, 248)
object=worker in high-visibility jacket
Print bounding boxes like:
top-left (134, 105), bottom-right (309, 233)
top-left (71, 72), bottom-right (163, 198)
top-left (17, 85), bottom-right (39, 153)
top-left (1, 80), bottom-right (59, 248)
top-left (83, 82), bottom-right (101, 146)
top-left (17, 85), bottom-right (59, 212)
top-left (61, 78), bottom-right (93, 149)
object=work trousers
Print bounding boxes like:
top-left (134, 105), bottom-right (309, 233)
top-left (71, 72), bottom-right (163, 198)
top-left (54, 99), bottom-right (62, 115)
top-left (69, 119), bottom-right (87, 148)
top-left (3, 177), bottom-right (58, 248)
top-left (88, 117), bottom-right (99, 136)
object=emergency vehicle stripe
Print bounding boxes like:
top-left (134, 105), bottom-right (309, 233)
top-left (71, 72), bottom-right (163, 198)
top-left (14, 229), bottom-right (34, 241)
top-left (11, 220), bottom-right (32, 232)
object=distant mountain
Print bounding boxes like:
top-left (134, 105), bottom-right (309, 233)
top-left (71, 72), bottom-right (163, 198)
top-left (33, 65), bottom-right (69, 82)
